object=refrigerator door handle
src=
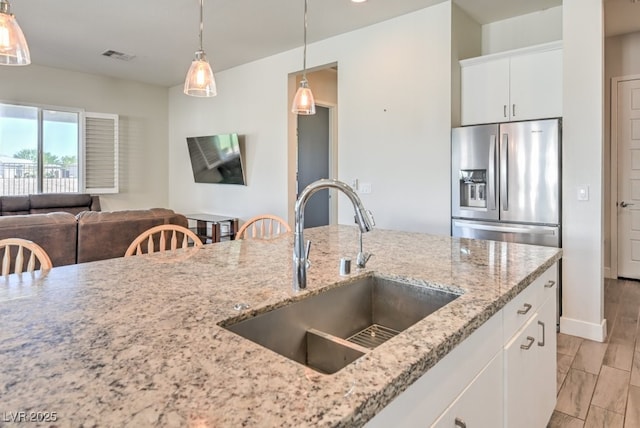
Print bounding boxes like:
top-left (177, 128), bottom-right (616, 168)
top-left (500, 133), bottom-right (509, 211)
top-left (452, 221), bottom-right (557, 236)
top-left (488, 134), bottom-right (497, 211)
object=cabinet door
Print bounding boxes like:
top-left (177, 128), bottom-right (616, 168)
top-left (535, 293), bottom-right (557, 428)
top-left (432, 352), bottom-right (503, 428)
top-left (504, 292), bottom-right (557, 428)
top-left (461, 58), bottom-right (510, 125)
top-left (504, 313), bottom-right (539, 428)
top-left (509, 48), bottom-right (562, 121)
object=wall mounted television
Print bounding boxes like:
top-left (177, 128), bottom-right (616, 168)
top-left (186, 133), bottom-right (246, 185)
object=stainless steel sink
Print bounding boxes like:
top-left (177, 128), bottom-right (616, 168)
top-left (221, 276), bottom-right (460, 374)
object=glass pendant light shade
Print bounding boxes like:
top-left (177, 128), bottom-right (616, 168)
top-left (291, 0), bottom-right (315, 115)
top-left (291, 78), bottom-right (316, 115)
top-left (0, 1), bottom-right (30, 66)
top-left (184, 0), bottom-right (216, 97)
top-left (184, 50), bottom-right (217, 97)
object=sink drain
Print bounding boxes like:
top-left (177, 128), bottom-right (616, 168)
top-left (346, 324), bottom-right (400, 350)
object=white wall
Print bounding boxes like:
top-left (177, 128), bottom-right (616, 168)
top-left (561, 0), bottom-right (606, 341)
top-left (169, 52), bottom-right (292, 221)
top-left (0, 64), bottom-right (169, 211)
top-left (169, 3), bottom-right (453, 235)
top-left (451, 3), bottom-right (482, 127)
top-left (334, 4), bottom-right (452, 233)
top-left (482, 6), bottom-right (563, 54)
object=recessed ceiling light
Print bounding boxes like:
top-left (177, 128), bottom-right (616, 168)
top-left (351, 0), bottom-right (367, 3)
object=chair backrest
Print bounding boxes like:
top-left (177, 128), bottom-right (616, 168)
top-left (124, 224), bottom-right (204, 257)
top-left (0, 238), bottom-right (53, 275)
top-left (236, 215), bottom-right (291, 240)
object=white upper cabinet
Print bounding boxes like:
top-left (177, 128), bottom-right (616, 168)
top-left (461, 57), bottom-right (511, 125)
top-left (461, 42), bottom-right (563, 125)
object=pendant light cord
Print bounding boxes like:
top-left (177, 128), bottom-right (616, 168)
top-left (302, 0), bottom-right (308, 79)
top-left (199, 0), bottom-right (204, 52)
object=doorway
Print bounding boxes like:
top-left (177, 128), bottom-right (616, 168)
top-left (298, 105), bottom-right (330, 228)
top-left (612, 75), bottom-right (640, 280)
top-left (287, 65), bottom-right (338, 227)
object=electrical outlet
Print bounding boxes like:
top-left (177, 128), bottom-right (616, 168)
top-left (360, 182), bottom-right (372, 194)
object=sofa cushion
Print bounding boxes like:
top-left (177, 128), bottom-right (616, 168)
top-left (1, 196), bottom-right (31, 216)
top-left (0, 212), bottom-right (78, 267)
top-left (75, 209), bottom-right (188, 263)
top-left (29, 193), bottom-right (97, 215)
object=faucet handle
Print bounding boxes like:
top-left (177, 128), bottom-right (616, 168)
top-left (356, 251), bottom-right (372, 269)
top-left (366, 210), bottom-right (376, 227)
top-left (305, 240), bottom-right (312, 268)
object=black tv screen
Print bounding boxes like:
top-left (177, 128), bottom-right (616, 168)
top-left (186, 133), bottom-right (246, 185)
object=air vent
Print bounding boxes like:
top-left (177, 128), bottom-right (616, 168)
top-left (101, 50), bottom-right (136, 61)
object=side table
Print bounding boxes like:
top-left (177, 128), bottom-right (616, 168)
top-left (185, 213), bottom-right (239, 243)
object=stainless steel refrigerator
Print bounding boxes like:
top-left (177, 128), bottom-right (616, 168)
top-left (451, 119), bottom-right (562, 325)
top-left (451, 119), bottom-right (561, 248)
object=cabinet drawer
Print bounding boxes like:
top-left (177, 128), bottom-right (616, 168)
top-left (503, 264), bottom-right (557, 342)
top-left (365, 312), bottom-right (502, 427)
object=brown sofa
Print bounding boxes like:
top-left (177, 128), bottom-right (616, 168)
top-left (76, 209), bottom-right (187, 263)
top-left (0, 212), bottom-right (78, 266)
top-left (0, 193), bottom-right (101, 216)
top-left (0, 194), bottom-right (188, 266)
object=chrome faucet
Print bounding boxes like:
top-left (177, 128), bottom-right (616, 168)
top-left (293, 179), bottom-right (374, 291)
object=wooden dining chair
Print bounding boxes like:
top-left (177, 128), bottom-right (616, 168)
top-left (0, 238), bottom-right (53, 275)
top-left (236, 215), bottom-right (291, 240)
top-left (124, 224), bottom-right (204, 257)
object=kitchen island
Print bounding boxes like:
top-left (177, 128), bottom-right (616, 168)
top-left (0, 226), bottom-right (561, 427)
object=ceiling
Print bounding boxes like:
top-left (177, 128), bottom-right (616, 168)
top-left (604, 0), bottom-right (640, 37)
top-left (8, 0), bottom-right (640, 88)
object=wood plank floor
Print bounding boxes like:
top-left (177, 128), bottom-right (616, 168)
top-left (548, 278), bottom-right (640, 427)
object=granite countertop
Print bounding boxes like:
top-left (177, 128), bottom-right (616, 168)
top-left (0, 225), bottom-right (561, 427)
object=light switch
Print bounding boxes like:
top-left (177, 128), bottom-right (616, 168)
top-left (577, 185), bottom-right (589, 201)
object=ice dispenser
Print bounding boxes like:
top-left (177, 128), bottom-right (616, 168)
top-left (459, 170), bottom-right (486, 208)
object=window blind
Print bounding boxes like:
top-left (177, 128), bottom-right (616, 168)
top-left (84, 112), bottom-right (119, 194)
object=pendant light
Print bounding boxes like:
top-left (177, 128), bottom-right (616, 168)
top-left (184, 0), bottom-right (217, 97)
top-left (0, 0), bottom-right (30, 66)
top-left (291, 0), bottom-right (315, 115)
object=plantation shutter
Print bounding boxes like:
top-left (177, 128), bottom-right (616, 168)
top-left (83, 112), bottom-right (119, 193)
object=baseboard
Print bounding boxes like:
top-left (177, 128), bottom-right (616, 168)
top-left (604, 266), bottom-right (615, 279)
top-left (560, 316), bottom-right (607, 342)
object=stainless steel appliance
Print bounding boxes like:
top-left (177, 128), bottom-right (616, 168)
top-left (451, 119), bottom-right (561, 247)
top-left (451, 118), bottom-right (562, 323)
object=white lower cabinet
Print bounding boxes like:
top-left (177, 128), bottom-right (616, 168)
top-left (365, 263), bottom-right (557, 428)
top-left (432, 352), bottom-right (503, 428)
top-left (365, 313), bottom-right (502, 427)
top-left (504, 312), bottom-right (541, 427)
top-left (536, 293), bottom-right (558, 427)
top-left (504, 274), bottom-right (557, 428)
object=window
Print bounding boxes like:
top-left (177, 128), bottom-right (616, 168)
top-left (0, 102), bottom-right (118, 196)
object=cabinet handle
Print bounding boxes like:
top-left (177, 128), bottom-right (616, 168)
top-left (503, 105), bottom-right (507, 118)
top-left (512, 103), bottom-right (516, 117)
top-left (517, 303), bottom-right (532, 315)
top-left (544, 280), bottom-right (556, 288)
top-left (538, 320), bottom-right (546, 346)
top-left (520, 336), bottom-right (535, 350)
top-left (455, 417), bottom-right (467, 428)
